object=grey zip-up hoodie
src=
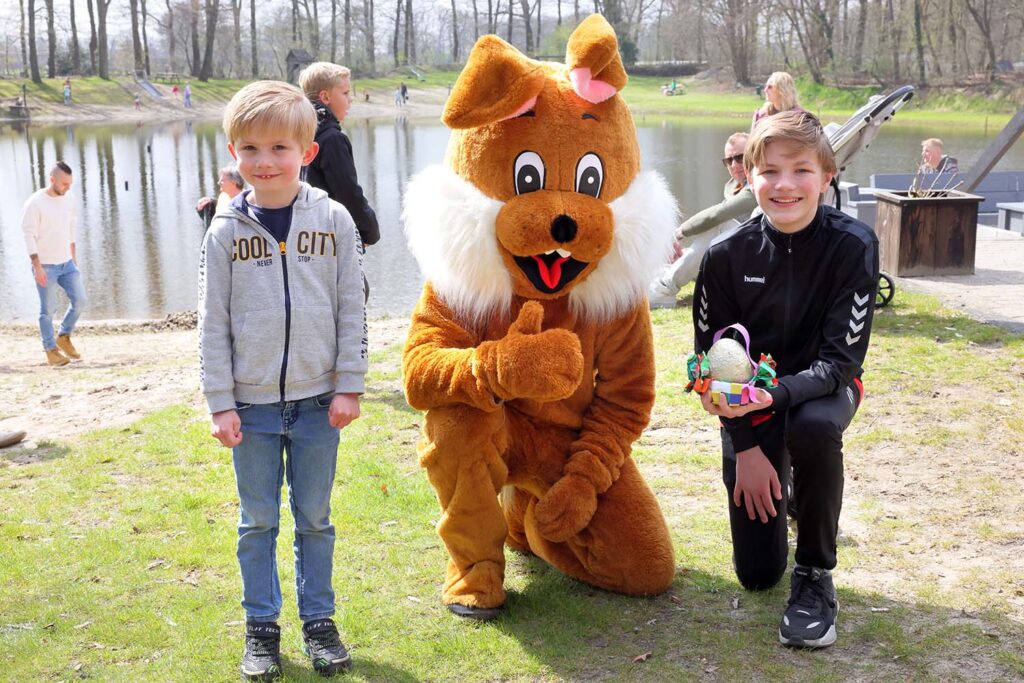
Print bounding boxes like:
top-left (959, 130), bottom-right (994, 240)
top-left (199, 183), bottom-right (367, 414)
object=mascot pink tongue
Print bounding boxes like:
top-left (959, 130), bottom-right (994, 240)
top-left (401, 14), bottom-right (680, 620)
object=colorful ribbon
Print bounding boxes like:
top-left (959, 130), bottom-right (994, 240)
top-left (686, 325), bottom-right (778, 406)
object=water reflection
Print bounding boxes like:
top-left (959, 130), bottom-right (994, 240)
top-left (1, 116), bottom-right (1022, 322)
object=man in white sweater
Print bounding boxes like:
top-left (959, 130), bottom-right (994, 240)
top-left (21, 161), bottom-right (87, 366)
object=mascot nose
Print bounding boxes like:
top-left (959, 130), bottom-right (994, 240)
top-left (550, 215), bottom-right (578, 243)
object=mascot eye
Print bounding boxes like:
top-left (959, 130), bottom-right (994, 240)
top-left (575, 153), bottom-right (603, 198)
top-left (514, 151), bottom-right (545, 195)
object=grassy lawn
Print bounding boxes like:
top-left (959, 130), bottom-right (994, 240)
top-left (2, 287), bottom-right (1023, 681)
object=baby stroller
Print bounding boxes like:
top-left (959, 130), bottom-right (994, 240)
top-left (823, 85), bottom-right (916, 308)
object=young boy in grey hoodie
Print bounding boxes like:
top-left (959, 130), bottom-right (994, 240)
top-left (199, 80), bottom-right (367, 681)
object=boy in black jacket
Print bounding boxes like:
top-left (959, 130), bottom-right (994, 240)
top-left (692, 110), bottom-right (879, 649)
top-left (298, 62), bottom-right (380, 249)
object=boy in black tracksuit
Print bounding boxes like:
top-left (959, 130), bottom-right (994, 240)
top-left (693, 111), bottom-right (878, 648)
top-left (298, 62), bottom-right (380, 250)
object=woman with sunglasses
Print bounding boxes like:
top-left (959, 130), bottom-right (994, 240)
top-left (649, 132), bottom-right (758, 307)
top-left (752, 72), bottom-right (806, 130)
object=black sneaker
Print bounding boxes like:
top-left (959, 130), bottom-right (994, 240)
top-left (779, 566), bottom-right (839, 648)
top-left (302, 618), bottom-right (352, 676)
top-left (241, 621), bottom-right (282, 681)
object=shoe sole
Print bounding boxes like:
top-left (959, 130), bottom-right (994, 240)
top-left (240, 663), bottom-right (281, 681)
top-left (447, 602), bottom-right (502, 621)
top-left (312, 656), bottom-right (353, 677)
top-left (778, 600), bottom-right (839, 649)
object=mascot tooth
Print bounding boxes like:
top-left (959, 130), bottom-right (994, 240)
top-left (402, 14), bottom-right (679, 619)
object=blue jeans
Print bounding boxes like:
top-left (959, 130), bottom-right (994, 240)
top-left (36, 260), bottom-right (86, 351)
top-left (232, 392), bottom-right (340, 623)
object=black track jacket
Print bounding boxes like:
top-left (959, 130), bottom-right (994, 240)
top-left (305, 105), bottom-right (381, 247)
top-left (693, 206), bottom-right (879, 453)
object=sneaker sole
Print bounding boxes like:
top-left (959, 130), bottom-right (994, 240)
top-left (778, 600), bottom-right (839, 649)
top-left (240, 663), bottom-right (281, 681)
top-left (312, 656), bottom-right (353, 677)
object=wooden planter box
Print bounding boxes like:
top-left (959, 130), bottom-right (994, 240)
top-left (874, 189), bottom-right (983, 276)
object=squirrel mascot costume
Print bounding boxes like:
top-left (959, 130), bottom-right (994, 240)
top-left (402, 14), bottom-right (678, 619)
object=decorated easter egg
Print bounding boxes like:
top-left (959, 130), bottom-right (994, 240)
top-left (706, 337), bottom-right (753, 383)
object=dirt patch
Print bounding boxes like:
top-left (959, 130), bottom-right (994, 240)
top-left (0, 316), bottom-right (410, 456)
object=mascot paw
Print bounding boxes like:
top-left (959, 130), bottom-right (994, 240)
top-left (534, 475), bottom-right (597, 542)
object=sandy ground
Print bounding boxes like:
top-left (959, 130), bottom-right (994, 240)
top-left (0, 315), bottom-right (410, 452)
top-left (11, 83), bottom-right (449, 126)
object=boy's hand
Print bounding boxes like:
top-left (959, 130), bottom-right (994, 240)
top-left (329, 393), bottom-right (360, 429)
top-left (698, 386), bottom-right (772, 418)
top-left (734, 446), bottom-right (782, 523)
top-left (211, 410), bottom-right (242, 447)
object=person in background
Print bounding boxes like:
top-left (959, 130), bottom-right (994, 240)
top-left (21, 161), bottom-right (87, 367)
top-left (920, 138), bottom-right (959, 174)
top-left (299, 62), bottom-right (380, 301)
top-left (649, 131), bottom-right (757, 307)
top-left (196, 166), bottom-right (245, 228)
top-left (63, 79), bottom-right (72, 105)
top-left (752, 71), bottom-right (805, 130)
top-left (183, 82), bottom-right (193, 108)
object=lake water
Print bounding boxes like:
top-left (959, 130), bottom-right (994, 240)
top-left (1, 114), bottom-right (1022, 321)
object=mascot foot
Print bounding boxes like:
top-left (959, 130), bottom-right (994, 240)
top-left (447, 603), bottom-right (502, 621)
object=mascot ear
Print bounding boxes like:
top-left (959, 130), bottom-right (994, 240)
top-left (565, 14), bottom-right (628, 104)
top-left (443, 35), bottom-right (546, 129)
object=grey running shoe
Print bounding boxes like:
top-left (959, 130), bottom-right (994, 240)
top-left (302, 618), bottom-right (352, 676)
top-left (241, 621), bottom-right (282, 681)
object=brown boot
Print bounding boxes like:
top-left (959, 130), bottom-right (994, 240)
top-left (46, 348), bottom-right (70, 367)
top-left (56, 334), bottom-right (81, 360)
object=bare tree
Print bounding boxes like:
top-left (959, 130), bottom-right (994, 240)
top-left (18, 0), bottom-right (27, 77)
top-left (231, 0), bottom-right (243, 76)
top-left (130, 0), bottom-right (145, 73)
top-left (86, 0), bottom-right (98, 74)
top-left (44, 0), bottom-right (55, 77)
top-left (451, 0), bottom-right (459, 60)
top-left (913, 0), bottom-right (926, 83)
top-left (344, 0), bottom-right (351, 64)
top-left (190, 0), bottom-right (201, 76)
top-left (28, 0), bottom-right (40, 82)
top-left (392, 0), bottom-right (402, 67)
top-left (70, 0), bottom-right (82, 73)
top-left (141, 0), bottom-right (152, 74)
top-left (96, 0), bottom-right (112, 78)
top-left (518, 0), bottom-right (533, 52)
top-left (963, 0), bottom-right (997, 81)
top-left (471, 0), bottom-right (479, 41)
top-left (364, 0), bottom-right (375, 73)
top-left (198, 0), bottom-right (219, 80)
top-left (161, 0), bottom-right (176, 73)
top-left (250, 0), bottom-right (257, 76)
top-left (405, 0), bottom-right (415, 62)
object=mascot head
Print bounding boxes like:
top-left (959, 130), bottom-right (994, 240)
top-left (404, 14), bottom-right (677, 323)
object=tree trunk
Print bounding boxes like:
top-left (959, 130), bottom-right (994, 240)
top-left (19, 0), bottom-right (28, 78)
top-left (886, 0), bottom-right (900, 82)
top-left (70, 0), bottom-right (81, 74)
top-left (366, 0), bottom-right (375, 74)
top-left (507, 0), bottom-right (513, 43)
top-left (451, 0), bottom-right (459, 61)
top-left (344, 0), bottom-right (351, 64)
top-left (487, 0), bottom-right (494, 33)
top-left (141, 0), bottom-right (151, 74)
top-left (199, 0), bottom-right (219, 80)
top-left (250, 0), bottom-right (257, 76)
top-left (392, 0), bottom-right (401, 67)
top-left (97, 0), bottom-right (110, 78)
top-left (557, 0), bottom-right (561, 27)
top-left (852, 0), bottom-right (866, 72)
top-left (472, 0), bottom-right (479, 41)
top-left (164, 0), bottom-right (175, 73)
top-left (518, 0), bottom-right (532, 53)
top-left (44, 0), bottom-right (55, 77)
top-left (912, 0), bottom-right (926, 84)
top-left (129, 0), bottom-right (144, 74)
top-left (574, 0), bottom-right (579, 24)
top-left (403, 0), bottom-right (411, 62)
top-left (28, 0), bottom-right (41, 82)
top-left (232, 0), bottom-right (242, 77)
top-left (536, 0), bottom-right (541, 49)
top-left (190, 0), bottom-right (201, 76)
top-left (963, 0), bottom-right (997, 81)
top-left (331, 0), bottom-right (338, 61)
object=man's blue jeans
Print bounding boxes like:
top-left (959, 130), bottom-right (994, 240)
top-left (36, 260), bottom-right (86, 351)
top-left (232, 393), bottom-right (340, 623)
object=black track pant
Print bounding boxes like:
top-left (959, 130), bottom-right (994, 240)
top-left (721, 381), bottom-right (862, 591)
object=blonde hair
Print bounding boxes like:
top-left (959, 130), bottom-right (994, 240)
top-left (764, 71), bottom-right (799, 115)
top-left (222, 80), bottom-right (316, 147)
top-left (744, 110), bottom-right (836, 176)
top-left (921, 137), bottom-right (943, 151)
top-left (298, 62), bottom-right (352, 103)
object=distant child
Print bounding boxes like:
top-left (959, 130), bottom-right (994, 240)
top-left (133, 93), bottom-right (141, 111)
top-left (199, 80), bottom-right (368, 680)
top-left (297, 62), bottom-right (380, 250)
top-left (691, 110), bottom-right (878, 649)
top-left (183, 81), bottom-right (192, 108)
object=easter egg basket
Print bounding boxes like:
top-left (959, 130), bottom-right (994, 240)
top-left (685, 323), bottom-right (778, 407)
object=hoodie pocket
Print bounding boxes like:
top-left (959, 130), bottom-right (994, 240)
top-left (233, 307), bottom-right (285, 386)
top-left (287, 305), bottom-right (338, 384)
